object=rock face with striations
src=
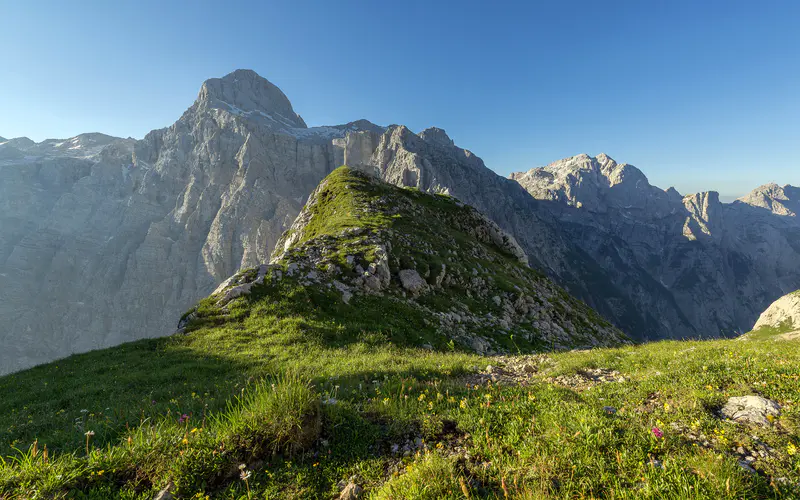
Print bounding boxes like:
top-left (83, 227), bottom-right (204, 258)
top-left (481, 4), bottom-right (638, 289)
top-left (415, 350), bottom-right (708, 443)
top-left (508, 154), bottom-right (800, 339)
top-left (0, 70), bottom-right (381, 374)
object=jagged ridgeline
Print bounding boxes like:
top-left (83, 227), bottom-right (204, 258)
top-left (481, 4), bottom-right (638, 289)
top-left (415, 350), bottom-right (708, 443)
top-left (182, 166), bottom-right (626, 352)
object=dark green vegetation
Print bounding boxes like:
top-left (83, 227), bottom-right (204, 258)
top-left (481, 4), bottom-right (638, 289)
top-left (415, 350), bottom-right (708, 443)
top-left (0, 168), bottom-right (798, 498)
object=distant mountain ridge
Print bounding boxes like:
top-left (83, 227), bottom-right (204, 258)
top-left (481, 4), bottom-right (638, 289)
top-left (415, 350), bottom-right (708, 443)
top-left (509, 153), bottom-right (800, 338)
top-left (1, 69), bottom-right (798, 373)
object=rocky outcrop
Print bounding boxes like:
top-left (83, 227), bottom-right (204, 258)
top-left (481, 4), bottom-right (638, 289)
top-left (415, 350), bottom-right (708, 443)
top-left (752, 290), bottom-right (800, 332)
top-left (509, 154), bottom-right (800, 339)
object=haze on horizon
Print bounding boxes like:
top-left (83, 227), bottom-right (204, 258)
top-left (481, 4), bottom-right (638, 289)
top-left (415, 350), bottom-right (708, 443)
top-left (1, 0), bottom-right (798, 199)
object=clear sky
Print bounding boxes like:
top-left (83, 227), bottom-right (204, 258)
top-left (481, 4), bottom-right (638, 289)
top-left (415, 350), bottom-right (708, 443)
top-left (1, 0), bottom-right (798, 199)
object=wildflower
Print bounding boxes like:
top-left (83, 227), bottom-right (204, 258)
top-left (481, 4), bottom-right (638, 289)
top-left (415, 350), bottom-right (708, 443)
top-left (191, 427), bottom-right (198, 433)
top-left (651, 427), bottom-right (664, 439)
top-left (418, 393), bottom-right (426, 402)
top-left (460, 398), bottom-right (468, 409)
top-left (788, 442), bottom-right (797, 456)
top-left (239, 463), bottom-right (253, 498)
top-left (85, 431), bottom-right (95, 456)
top-left (382, 398), bottom-right (390, 406)
top-left (178, 413), bottom-right (190, 424)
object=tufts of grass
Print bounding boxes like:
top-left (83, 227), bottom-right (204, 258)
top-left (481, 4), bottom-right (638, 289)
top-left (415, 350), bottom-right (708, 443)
top-left (0, 373), bottom-right (322, 499)
top-left (372, 452), bottom-right (472, 499)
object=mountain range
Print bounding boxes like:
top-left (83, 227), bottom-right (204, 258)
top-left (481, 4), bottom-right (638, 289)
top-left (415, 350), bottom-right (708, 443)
top-left (1, 68), bottom-right (799, 374)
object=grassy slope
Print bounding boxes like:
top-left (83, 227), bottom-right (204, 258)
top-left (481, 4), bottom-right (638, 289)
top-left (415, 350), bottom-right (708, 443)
top-left (0, 169), bottom-right (798, 498)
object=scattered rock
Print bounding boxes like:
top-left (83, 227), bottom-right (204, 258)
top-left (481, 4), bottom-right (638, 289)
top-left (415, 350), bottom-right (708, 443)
top-left (153, 481), bottom-right (175, 500)
top-left (550, 368), bottom-right (625, 391)
top-left (333, 281), bottom-right (352, 304)
top-left (398, 269), bottom-right (427, 294)
top-left (720, 396), bottom-right (781, 426)
top-left (464, 355), bottom-right (551, 386)
top-left (339, 481), bottom-right (363, 500)
top-left (738, 461), bottom-right (758, 475)
top-left (603, 406), bottom-right (617, 415)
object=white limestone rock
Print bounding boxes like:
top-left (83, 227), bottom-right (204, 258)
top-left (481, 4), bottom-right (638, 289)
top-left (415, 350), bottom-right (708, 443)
top-left (752, 290), bottom-right (800, 332)
top-left (721, 396), bottom-right (781, 427)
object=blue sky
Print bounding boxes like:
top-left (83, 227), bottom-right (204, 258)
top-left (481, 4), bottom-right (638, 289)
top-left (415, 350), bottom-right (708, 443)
top-left (1, 1), bottom-right (798, 199)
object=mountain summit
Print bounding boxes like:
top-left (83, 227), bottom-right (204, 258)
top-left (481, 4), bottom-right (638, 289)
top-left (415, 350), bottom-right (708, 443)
top-left (195, 69), bottom-right (307, 129)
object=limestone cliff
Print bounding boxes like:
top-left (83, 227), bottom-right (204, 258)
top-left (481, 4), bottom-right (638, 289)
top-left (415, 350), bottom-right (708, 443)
top-left (510, 154), bottom-right (800, 339)
top-left (0, 70), bottom-right (380, 373)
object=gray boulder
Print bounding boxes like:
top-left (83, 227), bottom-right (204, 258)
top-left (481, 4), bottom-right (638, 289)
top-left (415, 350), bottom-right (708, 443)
top-left (398, 269), bottom-right (427, 294)
top-left (721, 396), bottom-right (781, 426)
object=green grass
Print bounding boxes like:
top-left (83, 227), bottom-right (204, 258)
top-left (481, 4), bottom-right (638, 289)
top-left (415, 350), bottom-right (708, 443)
top-left (745, 319), bottom-right (796, 341)
top-left (2, 315), bottom-right (798, 498)
top-left (0, 168), bottom-right (798, 498)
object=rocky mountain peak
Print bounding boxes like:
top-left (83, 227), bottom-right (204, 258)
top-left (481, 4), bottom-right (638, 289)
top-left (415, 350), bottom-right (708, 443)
top-left (1, 137), bottom-right (35, 150)
top-left (419, 127), bottom-right (455, 147)
top-left (508, 154), bottom-right (656, 213)
top-left (196, 69), bottom-right (307, 129)
top-left (738, 182), bottom-right (800, 216)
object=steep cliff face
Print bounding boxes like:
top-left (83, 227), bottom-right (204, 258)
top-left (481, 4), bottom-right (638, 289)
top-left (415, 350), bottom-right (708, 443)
top-left (0, 70), bottom-right (381, 374)
top-left (510, 154), bottom-right (800, 339)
